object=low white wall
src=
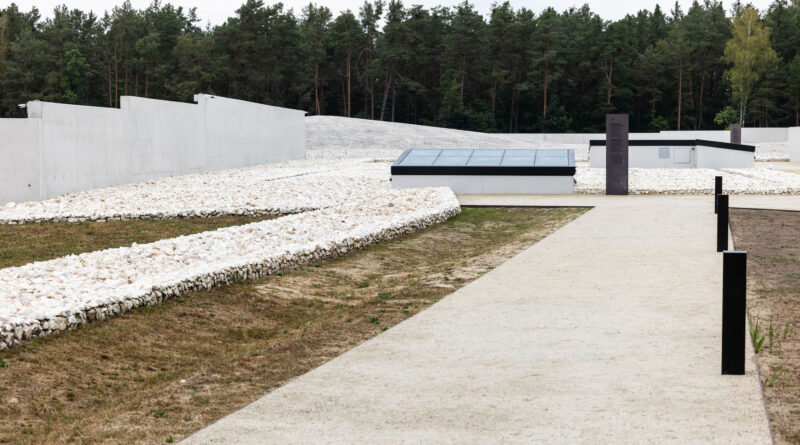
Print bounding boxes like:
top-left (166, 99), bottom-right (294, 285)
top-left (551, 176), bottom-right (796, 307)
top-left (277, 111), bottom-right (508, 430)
top-left (1, 95), bottom-right (306, 204)
top-left (695, 147), bottom-right (754, 169)
top-left (0, 119), bottom-right (41, 204)
top-left (659, 128), bottom-right (787, 143)
top-left (790, 127), bottom-right (800, 162)
top-left (589, 144), bottom-right (753, 169)
top-left (589, 146), bottom-right (695, 169)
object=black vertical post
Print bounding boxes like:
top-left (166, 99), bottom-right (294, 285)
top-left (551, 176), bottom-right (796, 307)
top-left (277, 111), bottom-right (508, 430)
top-left (714, 176), bottom-right (722, 214)
top-left (606, 114), bottom-right (629, 195)
top-left (717, 194), bottom-right (729, 252)
top-left (722, 250), bottom-right (747, 375)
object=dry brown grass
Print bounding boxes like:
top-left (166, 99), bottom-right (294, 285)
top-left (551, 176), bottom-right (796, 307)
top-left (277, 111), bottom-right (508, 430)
top-left (0, 207), bottom-right (586, 444)
top-left (731, 209), bottom-right (800, 445)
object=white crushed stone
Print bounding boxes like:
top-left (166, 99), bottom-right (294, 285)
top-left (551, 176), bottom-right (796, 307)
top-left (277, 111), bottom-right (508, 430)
top-left (575, 167), bottom-right (796, 195)
top-left (722, 167), bottom-right (800, 193)
top-left (0, 188), bottom-right (460, 350)
top-left (0, 159), bottom-right (391, 224)
top-left (754, 142), bottom-right (788, 161)
top-left (306, 116), bottom-right (586, 160)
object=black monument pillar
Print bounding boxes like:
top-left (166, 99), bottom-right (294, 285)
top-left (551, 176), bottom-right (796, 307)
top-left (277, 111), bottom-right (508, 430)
top-left (606, 114), bottom-right (629, 195)
top-left (730, 124), bottom-right (742, 145)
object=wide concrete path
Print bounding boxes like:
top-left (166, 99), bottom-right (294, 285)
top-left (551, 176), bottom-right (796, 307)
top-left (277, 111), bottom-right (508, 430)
top-left (186, 196), bottom-right (771, 444)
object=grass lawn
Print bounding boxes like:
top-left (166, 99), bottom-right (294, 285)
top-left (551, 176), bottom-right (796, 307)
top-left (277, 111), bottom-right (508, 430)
top-left (731, 209), bottom-right (800, 445)
top-left (0, 215), bottom-right (274, 269)
top-left (0, 207), bottom-right (586, 444)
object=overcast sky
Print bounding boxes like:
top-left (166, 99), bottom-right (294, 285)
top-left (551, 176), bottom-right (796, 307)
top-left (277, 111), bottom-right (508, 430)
top-left (9, 0), bottom-right (775, 25)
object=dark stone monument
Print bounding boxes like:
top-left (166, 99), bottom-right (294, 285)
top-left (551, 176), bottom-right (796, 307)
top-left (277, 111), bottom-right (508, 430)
top-left (605, 114), bottom-right (629, 195)
top-left (730, 124), bottom-right (742, 145)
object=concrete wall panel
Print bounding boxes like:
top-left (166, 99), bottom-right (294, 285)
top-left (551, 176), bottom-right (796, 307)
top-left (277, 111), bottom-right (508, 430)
top-left (789, 127), bottom-right (800, 162)
top-left (0, 95), bottom-right (306, 204)
top-left (0, 119), bottom-right (41, 204)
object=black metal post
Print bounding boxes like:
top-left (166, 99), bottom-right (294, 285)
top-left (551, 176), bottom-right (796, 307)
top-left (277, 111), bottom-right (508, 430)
top-left (714, 176), bottom-right (722, 214)
top-left (722, 250), bottom-right (747, 375)
top-left (717, 194), bottom-right (729, 252)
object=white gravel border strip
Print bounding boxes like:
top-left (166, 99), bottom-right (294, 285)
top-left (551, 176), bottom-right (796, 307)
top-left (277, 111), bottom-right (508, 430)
top-left (575, 167), bottom-right (800, 195)
top-left (0, 187), bottom-right (461, 350)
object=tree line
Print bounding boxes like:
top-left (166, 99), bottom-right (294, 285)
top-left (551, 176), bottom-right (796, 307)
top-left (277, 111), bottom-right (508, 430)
top-left (0, 0), bottom-right (798, 133)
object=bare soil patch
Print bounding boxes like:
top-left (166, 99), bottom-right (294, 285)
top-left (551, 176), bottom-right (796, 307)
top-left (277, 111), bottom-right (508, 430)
top-left (0, 215), bottom-right (273, 269)
top-left (0, 207), bottom-right (586, 444)
top-left (731, 209), bottom-right (800, 445)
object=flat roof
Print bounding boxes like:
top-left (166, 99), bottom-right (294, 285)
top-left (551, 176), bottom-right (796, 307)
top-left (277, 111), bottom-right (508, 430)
top-left (391, 149), bottom-right (576, 176)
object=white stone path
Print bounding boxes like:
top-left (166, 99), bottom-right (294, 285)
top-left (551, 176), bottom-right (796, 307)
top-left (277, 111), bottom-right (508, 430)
top-left (185, 195), bottom-right (772, 444)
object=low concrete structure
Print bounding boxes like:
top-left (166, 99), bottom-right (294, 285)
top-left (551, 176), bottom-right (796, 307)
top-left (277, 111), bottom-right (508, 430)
top-left (589, 140), bottom-right (755, 169)
top-left (391, 149), bottom-right (576, 194)
top-left (790, 127), bottom-right (800, 162)
top-left (0, 95), bottom-right (306, 205)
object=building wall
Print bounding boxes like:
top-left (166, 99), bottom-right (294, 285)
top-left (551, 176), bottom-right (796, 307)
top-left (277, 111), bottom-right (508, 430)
top-left (790, 127), bottom-right (800, 162)
top-left (589, 145), bottom-right (753, 169)
top-left (695, 147), bottom-right (754, 169)
top-left (0, 95), bottom-right (306, 204)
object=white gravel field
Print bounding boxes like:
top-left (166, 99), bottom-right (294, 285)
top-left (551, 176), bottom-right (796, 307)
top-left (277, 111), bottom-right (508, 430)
top-left (0, 159), bottom-right (391, 223)
top-left (0, 188), bottom-right (460, 350)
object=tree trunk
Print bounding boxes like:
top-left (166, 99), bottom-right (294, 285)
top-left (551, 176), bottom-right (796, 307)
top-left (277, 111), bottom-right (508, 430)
top-left (543, 60), bottom-right (549, 120)
top-left (314, 64), bottom-right (320, 115)
top-left (114, 43), bottom-right (118, 108)
top-left (58, 41), bottom-right (63, 98)
top-left (346, 50), bottom-right (351, 117)
top-left (677, 59), bottom-right (682, 130)
top-left (491, 78), bottom-right (496, 118)
top-left (509, 93), bottom-right (515, 133)
top-left (604, 57), bottom-right (613, 105)
top-left (698, 70), bottom-right (706, 130)
top-left (379, 71), bottom-right (393, 121)
top-left (391, 86), bottom-right (396, 122)
top-left (107, 57), bottom-right (112, 108)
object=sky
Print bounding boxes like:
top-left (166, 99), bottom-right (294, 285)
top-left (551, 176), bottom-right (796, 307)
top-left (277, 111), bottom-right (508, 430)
top-left (8, 0), bottom-right (775, 25)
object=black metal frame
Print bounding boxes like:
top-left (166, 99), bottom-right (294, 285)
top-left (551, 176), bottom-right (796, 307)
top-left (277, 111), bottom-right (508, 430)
top-left (391, 149), bottom-right (576, 176)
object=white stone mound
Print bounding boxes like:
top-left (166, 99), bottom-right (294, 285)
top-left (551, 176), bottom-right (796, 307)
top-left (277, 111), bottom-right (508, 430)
top-left (0, 187), bottom-right (460, 350)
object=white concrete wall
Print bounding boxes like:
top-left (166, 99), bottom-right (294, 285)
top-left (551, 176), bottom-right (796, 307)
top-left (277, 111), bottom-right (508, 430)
top-left (589, 144), bottom-right (753, 169)
top-left (590, 145), bottom-right (696, 169)
top-left (695, 146), bottom-right (754, 169)
top-left (0, 95), bottom-right (306, 204)
top-left (789, 127), bottom-right (800, 162)
top-left (201, 95), bottom-right (307, 170)
top-left (0, 119), bottom-right (41, 204)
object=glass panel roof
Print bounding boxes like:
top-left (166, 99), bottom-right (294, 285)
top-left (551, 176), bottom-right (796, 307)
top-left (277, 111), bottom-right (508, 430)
top-left (395, 149), bottom-right (574, 168)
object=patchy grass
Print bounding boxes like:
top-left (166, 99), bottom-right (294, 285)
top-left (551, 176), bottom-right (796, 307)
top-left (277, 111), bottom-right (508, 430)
top-left (0, 207), bottom-right (586, 444)
top-left (0, 215), bottom-right (274, 269)
top-left (730, 209), bottom-right (800, 445)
